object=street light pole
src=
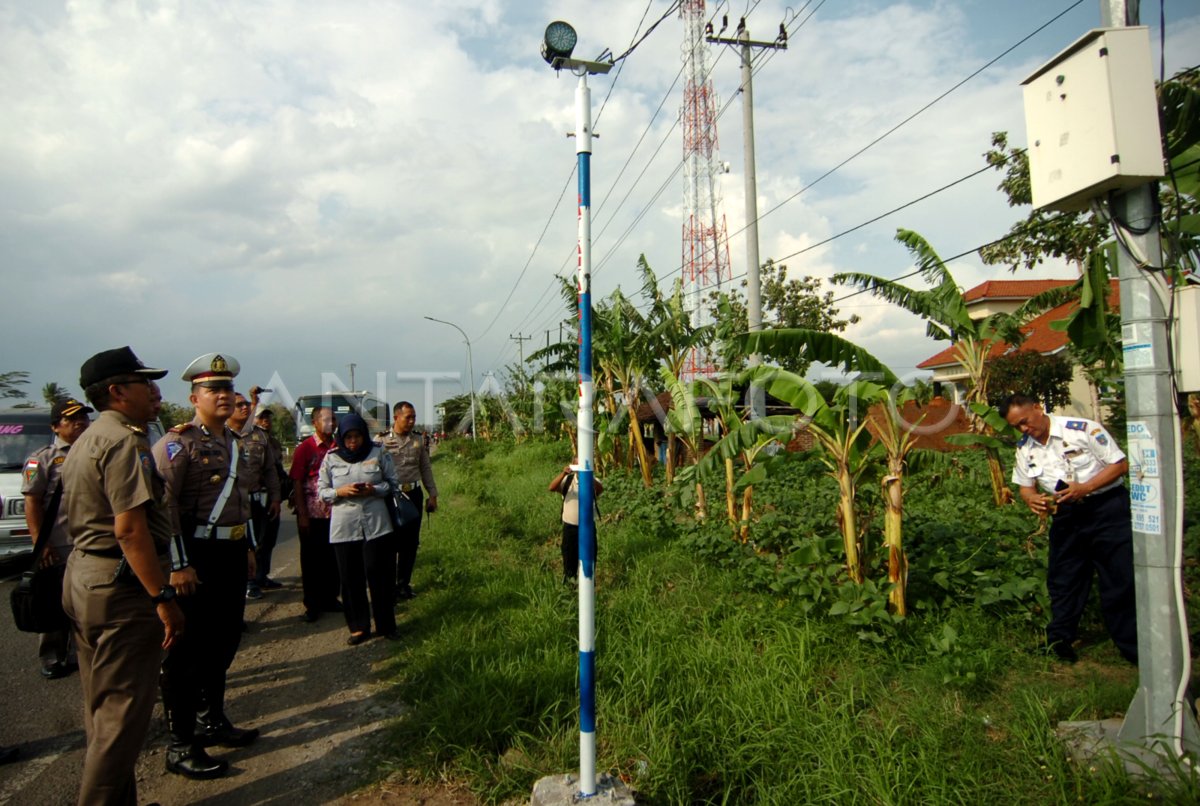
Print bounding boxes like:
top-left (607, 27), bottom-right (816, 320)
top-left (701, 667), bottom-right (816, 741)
top-left (542, 21), bottom-right (612, 798)
top-left (424, 316), bottom-right (476, 441)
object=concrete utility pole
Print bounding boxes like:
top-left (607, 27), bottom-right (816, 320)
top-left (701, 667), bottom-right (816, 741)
top-left (509, 332), bottom-right (532, 366)
top-left (347, 363), bottom-right (356, 392)
top-left (707, 18), bottom-right (786, 419)
top-left (1100, 0), bottom-right (1200, 759)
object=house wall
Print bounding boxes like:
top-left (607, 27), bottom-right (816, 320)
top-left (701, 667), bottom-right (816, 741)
top-left (965, 299), bottom-right (1023, 318)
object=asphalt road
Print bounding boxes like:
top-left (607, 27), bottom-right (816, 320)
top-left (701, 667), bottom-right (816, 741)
top-left (0, 521), bottom-right (303, 805)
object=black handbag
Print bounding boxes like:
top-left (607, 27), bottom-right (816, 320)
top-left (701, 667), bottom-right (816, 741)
top-left (386, 490), bottom-right (421, 530)
top-left (10, 484), bottom-right (71, 634)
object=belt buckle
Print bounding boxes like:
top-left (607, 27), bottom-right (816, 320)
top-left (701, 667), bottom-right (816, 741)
top-left (230, 524), bottom-right (247, 541)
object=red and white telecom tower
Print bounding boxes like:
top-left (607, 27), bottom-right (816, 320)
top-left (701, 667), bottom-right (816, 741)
top-left (680, 0), bottom-right (732, 380)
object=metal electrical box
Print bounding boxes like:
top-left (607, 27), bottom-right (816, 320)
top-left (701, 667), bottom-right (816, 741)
top-left (1176, 285), bottom-right (1200, 393)
top-left (1021, 27), bottom-right (1163, 213)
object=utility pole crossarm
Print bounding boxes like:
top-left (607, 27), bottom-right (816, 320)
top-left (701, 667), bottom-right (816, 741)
top-left (705, 36), bottom-right (785, 49)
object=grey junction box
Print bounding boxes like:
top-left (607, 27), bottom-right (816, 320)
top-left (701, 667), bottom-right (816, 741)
top-left (1021, 27), bottom-right (1163, 213)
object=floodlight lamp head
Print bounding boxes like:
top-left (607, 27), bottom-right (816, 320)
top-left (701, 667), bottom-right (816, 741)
top-left (541, 20), bottom-right (577, 68)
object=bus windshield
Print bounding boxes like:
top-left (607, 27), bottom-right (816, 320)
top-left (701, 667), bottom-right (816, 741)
top-left (294, 393), bottom-right (387, 440)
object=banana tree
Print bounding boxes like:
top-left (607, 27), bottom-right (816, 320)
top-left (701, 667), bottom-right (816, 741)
top-left (868, 384), bottom-right (925, 615)
top-left (659, 366), bottom-right (709, 518)
top-left (833, 229), bottom-right (1025, 505)
top-left (696, 375), bottom-right (794, 542)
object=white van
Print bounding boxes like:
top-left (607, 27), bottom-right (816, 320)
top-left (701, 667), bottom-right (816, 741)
top-left (0, 408), bottom-right (164, 562)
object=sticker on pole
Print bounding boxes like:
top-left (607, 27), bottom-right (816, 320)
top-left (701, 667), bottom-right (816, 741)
top-left (1126, 420), bottom-right (1162, 535)
top-left (1121, 323), bottom-right (1155, 369)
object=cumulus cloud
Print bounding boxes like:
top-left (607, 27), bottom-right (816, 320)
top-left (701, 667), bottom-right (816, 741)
top-left (1, 0), bottom-right (1196, 410)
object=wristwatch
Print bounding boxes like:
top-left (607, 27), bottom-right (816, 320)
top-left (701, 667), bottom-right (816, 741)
top-left (151, 584), bottom-right (177, 604)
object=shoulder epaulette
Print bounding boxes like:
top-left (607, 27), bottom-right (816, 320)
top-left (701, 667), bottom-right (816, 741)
top-left (170, 422), bottom-right (194, 434)
top-left (124, 423), bottom-right (148, 436)
top-left (1065, 420), bottom-right (1087, 431)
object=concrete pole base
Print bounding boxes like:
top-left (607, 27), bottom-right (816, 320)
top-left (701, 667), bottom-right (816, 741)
top-left (1058, 719), bottom-right (1200, 783)
top-left (530, 772), bottom-right (636, 805)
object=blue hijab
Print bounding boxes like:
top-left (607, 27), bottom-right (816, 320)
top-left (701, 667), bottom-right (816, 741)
top-left (334, 413), bottom-right (373, 463)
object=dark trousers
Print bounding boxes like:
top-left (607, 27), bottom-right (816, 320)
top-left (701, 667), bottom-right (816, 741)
top-left (65, 550), bottom-right (165, 806)
top-left (252, 499), bottom-right (281, 585)
top-left (300, 517), bottom-right (341, 613)
top-left (395, 488), bottom-right (423, 588)
top-left (161, 539), bottom-right (248, 739)
top-left (1046, 487), bottom-right (1138, 661)
top-left (560, 522), bottom-right (597, 579)
top-left (333, 538), bottom-right (397, 635)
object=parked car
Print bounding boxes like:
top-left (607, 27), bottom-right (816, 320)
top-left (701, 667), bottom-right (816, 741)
top-left (0, 407), bottom-right (166, 562)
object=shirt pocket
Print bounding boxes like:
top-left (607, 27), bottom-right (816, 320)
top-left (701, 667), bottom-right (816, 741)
top-left (330, 464), bottom-right (352, 481)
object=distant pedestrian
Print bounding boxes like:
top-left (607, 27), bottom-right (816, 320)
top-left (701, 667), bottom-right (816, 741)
top-left (22, 397), bottom-right (92, 680)
top-left (251, 404), bottom-right (287, 591)
top-left (378, 402), bottom-right (437, 601)
top-left (62, 346), bottom-right (189, 806)
top-left (291, 404), bottom-right (342, 621)
top-left (548, 459), bottom-right (601, 584)
top-left (319, 413), bottom-right (400, 644)
top-left (227, 390), bottom-right (281, 600)
top-left (1001, 393), bottom-right (1138, 664)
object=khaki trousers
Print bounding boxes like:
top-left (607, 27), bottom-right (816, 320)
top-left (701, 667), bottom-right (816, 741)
top-left (63, 551), bottom-right (165, 806)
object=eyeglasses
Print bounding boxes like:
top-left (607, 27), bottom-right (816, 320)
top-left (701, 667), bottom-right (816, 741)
top-left (235, 402), bottom-right (252, 409)
top-left (114, 377), bottom-right (151, 388)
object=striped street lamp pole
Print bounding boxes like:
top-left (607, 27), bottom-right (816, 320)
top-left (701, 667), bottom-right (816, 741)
top-left (573, 69), bottom-right (598, 798)
top-left (542, 22), bottom-right (611, 796)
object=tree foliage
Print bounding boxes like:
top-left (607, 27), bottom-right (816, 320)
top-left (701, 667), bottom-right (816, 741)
top-left (0, 370), bottom-right (29, 401)
top-left (708, 259), bottom-right (858, 374)
top-left (985, 350), bottom-right (1074, 413)
top-left (42, 382), bottom-right (71, 406)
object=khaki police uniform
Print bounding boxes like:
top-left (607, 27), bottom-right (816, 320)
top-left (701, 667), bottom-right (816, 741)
top-left (238, 420), bottom-right (280, 583)
top-left (378, 430), bottom-right (437, 594)
top-left (1012, 414), bottom-right (1138, 661)
top-left (21, 437), bottom-right (77, 670)
top-left (62, 409), bottom-right (172, 806)
top-left (153, 415), bottom-right (257, 753)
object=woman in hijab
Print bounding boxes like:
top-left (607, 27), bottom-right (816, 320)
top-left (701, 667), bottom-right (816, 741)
top-left (317, 413), bottom-right (400, 644)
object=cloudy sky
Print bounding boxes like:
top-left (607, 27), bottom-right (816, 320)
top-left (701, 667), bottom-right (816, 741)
top-left (2, 0), bottom-right (1198, 421)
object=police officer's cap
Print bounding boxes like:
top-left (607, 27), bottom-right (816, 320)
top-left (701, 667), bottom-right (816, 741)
top-left (183, 353), bottom-right (240, 389)
top-left (52, 398), bottom-right (95, 423)
top-left (80, 347), bottom-right (168, 389)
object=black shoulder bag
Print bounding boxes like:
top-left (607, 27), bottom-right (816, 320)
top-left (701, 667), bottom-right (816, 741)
top-left (10, 483), bottom-right (71, 634)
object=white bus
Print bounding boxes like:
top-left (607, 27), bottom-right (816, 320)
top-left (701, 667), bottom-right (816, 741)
top-left (293, 392), bottom-right (388, 441)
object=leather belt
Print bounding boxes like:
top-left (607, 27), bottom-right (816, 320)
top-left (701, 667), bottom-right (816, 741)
top-left (79, 546), bottom-right (123, 559)
top-left (399, 482), bottom-right (419, 493)
top-left (194, 523), bottom-right (249, 541)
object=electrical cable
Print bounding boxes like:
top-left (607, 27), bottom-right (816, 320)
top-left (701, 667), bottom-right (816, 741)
top-left (731, 0), bottom-right (1088, 241)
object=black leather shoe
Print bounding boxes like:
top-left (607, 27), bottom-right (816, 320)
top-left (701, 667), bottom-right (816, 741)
top-left (324, 600), bottom-right (344, 613)
top-left (197, 719), bottom-right (260, 748)
top-left (41, 662), bottom-right (70, 680)
top-left (260, 578), bottom-right (284, 590)
top-left (302, 610), bottom-right (319, 623)
top-left (396, 585), bottom-right (415, 601)
top-left (165, 746), bottom-right (228, 779)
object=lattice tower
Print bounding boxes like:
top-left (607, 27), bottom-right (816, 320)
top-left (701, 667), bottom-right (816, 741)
top-left (680, 0), bottom-right (731, 380)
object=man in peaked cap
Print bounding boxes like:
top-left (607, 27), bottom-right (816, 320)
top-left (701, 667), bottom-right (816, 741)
top-left (62, 346), bottom-right (190, 805)
top-left (22, 397), bottom-right (93, 680)
top-left (153, 352), bottom-right (260, 780)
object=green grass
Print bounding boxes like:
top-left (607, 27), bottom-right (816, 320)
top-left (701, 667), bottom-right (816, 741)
top-left (372, 439), bottom-right (1197, 805)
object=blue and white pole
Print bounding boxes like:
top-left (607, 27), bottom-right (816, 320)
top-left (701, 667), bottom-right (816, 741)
top-left (573, 70), bottom-right (598, 798)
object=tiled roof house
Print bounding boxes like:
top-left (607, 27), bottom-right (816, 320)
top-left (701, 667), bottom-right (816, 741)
top-left (916, 278), bottom-right (1114, 418)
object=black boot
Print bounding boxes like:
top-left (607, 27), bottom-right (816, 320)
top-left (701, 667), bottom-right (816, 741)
top-left (196, 713), bottom-right (260, 748)
top-left (197, 680), bottom-right (259, 748)
top-left (165, 709), bottom-right (228, 779)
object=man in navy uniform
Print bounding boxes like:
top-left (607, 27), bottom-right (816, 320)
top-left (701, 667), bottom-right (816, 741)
top-left (1001, 393), bottom-right (1138, 664)
top-left (153, 353), bottom-right (260, 779)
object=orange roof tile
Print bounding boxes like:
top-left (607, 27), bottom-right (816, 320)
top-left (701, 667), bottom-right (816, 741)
top-left (962, 279), bottom-right (1075, 303)
top-left (918, 280), bottom-right (1118, 369)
